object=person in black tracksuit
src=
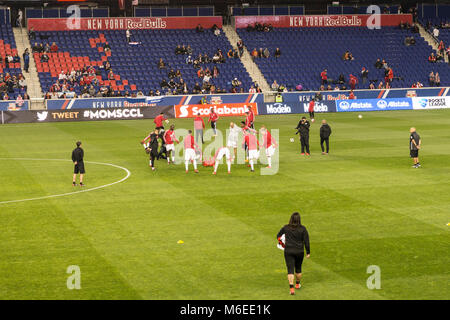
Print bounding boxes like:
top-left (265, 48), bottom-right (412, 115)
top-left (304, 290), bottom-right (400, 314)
top-left (146, 129), bottom-right (160, 171)
top-left (319, 119), bottom-right (332, 154)
top-left (295, 116), bottom-right (310, 155)
top-left (72, 141), bottom-right (85, 186)
top-left (277, 212), bottom-right (310, 295)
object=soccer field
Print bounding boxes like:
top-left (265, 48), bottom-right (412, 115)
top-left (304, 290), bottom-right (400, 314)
top-left (0, 110), bottom-right (449, 300)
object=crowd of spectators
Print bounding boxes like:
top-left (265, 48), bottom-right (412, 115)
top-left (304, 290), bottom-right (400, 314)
top-left (246, 22), bottom-right (273, 32)
top-left (0, 72), bottom-right (28, 100)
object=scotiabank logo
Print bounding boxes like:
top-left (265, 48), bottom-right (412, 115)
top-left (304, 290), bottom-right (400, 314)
top-left (175, 103), bottom-right (258, 118)
top-left (83, 108), bottom-right (144, 119)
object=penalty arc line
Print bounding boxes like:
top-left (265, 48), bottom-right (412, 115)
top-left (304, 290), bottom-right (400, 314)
top-left (0, 158), bottom-right (131, 205)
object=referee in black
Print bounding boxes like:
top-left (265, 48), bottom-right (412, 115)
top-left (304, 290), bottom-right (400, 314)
top-left (277, 212), bottom-right (310, 295)
top-left (146, 128), bottom-right (160, 171)
top-left (295, 116), bottom-right (311, 155)
top-left (410, 127), bottom-right (422, 168)
top-left (72, 141), bottom-right (85, 186)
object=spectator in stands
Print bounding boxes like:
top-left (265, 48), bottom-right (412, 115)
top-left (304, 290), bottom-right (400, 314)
top-left (103, 42), bottom-right (111, 52)
top-left (433, 27), bottom-right (439, 38)
top-left (377, 81), bottom-right (384, 89)
top-left (168, 68), bottom-right (176, 79)
top-left (214, 28), bottom-right (221, 36)
top-left (237, 40), bottom-right (244, 55)
top-left (23, 92), bottom-right (30, 100)
top-left (338, 74), bottom-right (345, 84)
top-left (278, 84), bottom-right (286, 92)
top-left (213, 66), bottom-right (219, 78)
top-left (428, 52), bottom-right (437, 63)
top-left (23, 49), bottom-right (30, 73)
top-left (360, 67), bottom-right (368, 85)
top-left (40, 53), bottom-right (49, 63)
top-left (343, 51), bottom-right (354, 60)
top-left (258, 48), bottom-right (264, 58)
top-left (193, 58), bottom-right (200, 69)
top-left (108, 70), bottom-right (115, 80)
top-left (263, 48), bottom-right (270, 58)
top-left (249, 85), bottom-right (256, 93)
top-left (369, 82), bottom-right (375, 89)
top-left (251, 48), bottom-right (258, 59)
top-left (158, 58), bottom-right (166, 69)
top-left (160, 79), bottom-right (168, 89)
top-left (186, 55), bottom-right (193, 64)
top-left (29, 27), bottom-right (36, 40)
top-left (429, 72), bottom-right (435, 86)
top-left (438, 40), bottom-right (445, 55)
top-left (348, 90), bottom-right (355, 99)
top-left (181, 45), bottom-right (188, 55)
top-left (435, 73), bottom-right (441, 87)
top-left (197, 67), bottom-right (204, 78)
top-left (32, 42), bottom-right (40, 53)
top-left (168, 78), bottom-right (176, 89)
top-left (88, 85), bottom-right (96, 96)
top-left (246, 24), bottom-right (254, 32)
top-left (274, 47), bottom-right (281, 58)
top-left (13, 53), bottom-right (20, 63)
top-left (196, 24), bottom-right (204, 33)
top-left (104, 61), bottom-right (111, 71)
top-left (175, 45), bottom-right (183, 55)
top-left (385, 67), bottom-right (394, 84)
top-left (212, 53), bottom-right (220, 63)
top-left (327, 85), bottom-right (333, 91)
top-left (193, 82), bottom-right (201, 94)
top-left (43, 43), bottom-right (50, 53)
top-left (320, 69), bottom-right (327, 85)
top-left (271, 80), bottom-right (279, 91)
top-left (375, 58), bottom-right (382, 69)
top-left (50, 42), bottom-right (58, 52)
top-left (227, 49), bottom-right (234, 58)
top-left (126, 29), bottom-right (131, 43)
top-left (175, 69), bottom-right (182, 78)
top-left (232, 77), bottom-right (242, 88)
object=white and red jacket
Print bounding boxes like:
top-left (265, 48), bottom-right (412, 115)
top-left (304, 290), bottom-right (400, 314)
top-left (262, 131), bottom-right (277, 149)
top-left (194, 116), bottom-right (205, 130)
top-left (184, 134), bottom-right (197, 150)
top-left (154, 114), bottom-right (166, 127)
top-left (244, 134), bottom-right (259, 150)
top-left (208, 112), bottom-right (219, 123)
top-left (164, 129), bottom-right (179, 144)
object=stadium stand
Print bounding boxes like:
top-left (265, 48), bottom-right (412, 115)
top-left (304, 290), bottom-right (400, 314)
top-left (237, 26), bottom-right (450, 91)
top-left (0, 22), bottom-right (27, 100)
top-left (32, 28), bottom-right (254, 98)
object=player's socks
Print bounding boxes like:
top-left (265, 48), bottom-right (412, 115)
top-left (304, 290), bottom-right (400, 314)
top-left (185, 161), bottom-right (189, 171)
top-left (267, 157), bottom-right (272, 168)
top-left (172, 156), bottom-right (175, 162)
top-left (72, 181), bottom-right (76, 186)
top-left (193, 160), bottom-right (197, 170)
top-left (227, 161), bottom-right (231, 172)
top-left (250, 160), bottom-right (254, 171)
top-left (79, 182), bottom-right (84, 187)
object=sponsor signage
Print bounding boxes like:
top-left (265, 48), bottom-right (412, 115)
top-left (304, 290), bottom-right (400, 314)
top-left (46, 97), bottom-right (157, 110)
top-left (412, 96), bottom-right (450, 110)
top-left (336, 98), bottom-right (413, 112)
top-left (174, 103), bottom-right (258, 118)
top-left (258, 101), bottom-right (336, 115)
top-left (0, 100), bottom-right (30, 111)
top-left (28, 17), bottom-right (222, 31)
top-left (234, 14), bottom-right (412, 29)
top-left (0, 106), bottom-right (174, 124)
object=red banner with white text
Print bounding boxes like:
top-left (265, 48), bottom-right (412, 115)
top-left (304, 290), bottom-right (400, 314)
top-left (234, 14), bottom-right (412, 28)
top-left (27, 16), bottom-right (222, 31)
top-left (175, 103), bottom-right (258, 118)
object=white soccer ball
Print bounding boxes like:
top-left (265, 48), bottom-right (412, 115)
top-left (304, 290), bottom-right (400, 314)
top-left (311, 119), bottom-right (315, 122)
top-left (165, 119), bottom-right (170, 124)
top-left (358, 114), bottom-right (363, 119)
top-left (290, 138), bottom-right (294, 143)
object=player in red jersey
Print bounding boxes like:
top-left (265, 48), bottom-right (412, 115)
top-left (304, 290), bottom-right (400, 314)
top-left (184, 130), bottom-right (199, 173)
top-left (208, 108), bottom-right (219, 136)
top-left (260, 126), bottom-right (278, 169)
top-left (245, 105), bottom-right (255, 129)
top-left (163, 124), bottom-right (179, 164)
top-left (154, 112), bottom-right (167, 131)
top-left (243, 130), bottom-right (259, 172)
top-left (308, 100), bottom-right (315, 122)
top-left (212, 147), bottom-right (232, 175)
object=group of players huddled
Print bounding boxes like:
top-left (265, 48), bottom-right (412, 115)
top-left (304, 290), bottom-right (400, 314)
top-left (140, 106), bottom-right (277, 174)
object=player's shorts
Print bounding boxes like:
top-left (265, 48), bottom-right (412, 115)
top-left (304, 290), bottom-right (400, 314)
top-left (166, 144), bottom-right (175, 152)
top-left (249, 149), bottom-right (259, 160)
top-left (227, 140), bottom-right (237, 148)
top-left (216, 148), bottom-right (231, 161)
top-left (284, 250), bottom-right (304, 274)
top-left (266, 145), bottom-right (275, 157)
top-left (185, 148), bottom-right (196, 161)
top-left (74, 161), bottom-right (85, 174)
top-left (410, 149), bottom-right (419, 158)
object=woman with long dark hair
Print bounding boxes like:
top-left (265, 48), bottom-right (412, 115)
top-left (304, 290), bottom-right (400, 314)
top-left (277, 212), bottom-right (310, 295)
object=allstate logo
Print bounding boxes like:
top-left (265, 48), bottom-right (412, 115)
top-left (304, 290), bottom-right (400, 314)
top-left (418, 98), bottom-right (428, 108)
top-left (339, 101), bottom-right (350, 110)
top-left (377, 100), bottom-right (387, 109)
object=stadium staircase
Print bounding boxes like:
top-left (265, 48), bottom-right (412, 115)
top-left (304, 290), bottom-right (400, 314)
top-left (13, 27), bottom-right (44, 108)
top-left (417, 23), bottom-right (449, 63)
top-left (222, 25), bottom-right (271, 94)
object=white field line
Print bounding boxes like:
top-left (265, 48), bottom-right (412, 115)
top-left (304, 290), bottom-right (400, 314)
top-left (0, 158), bottom-right (131, 205)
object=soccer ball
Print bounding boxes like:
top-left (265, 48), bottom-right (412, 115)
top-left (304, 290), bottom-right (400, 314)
top-left (358, 114), bottom-right (363, 119)
top-left (290, 138), bottom-right (294, 143)
top-left (277, 234), bottom-right (285, 251)
top-left (311, 119), bottom-right (315, 123)
top-left (165, 119), bottom-right (170, 124)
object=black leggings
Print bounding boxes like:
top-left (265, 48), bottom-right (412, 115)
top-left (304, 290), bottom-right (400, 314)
top-left (321, 137), bottom-right (329, 153)
top-left (284, 250), bottom-right (304, 274)
top-left (300, 135), bottom-right (310, 154)
top-left (150, 151), bottom-right (158, 167)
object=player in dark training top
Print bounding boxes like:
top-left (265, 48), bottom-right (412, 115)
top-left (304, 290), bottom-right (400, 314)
top-left (410, 127), bottom-right (422, 168)
top-left (72, 141), bottom-right (85, 186)
top-left (141, 129), bottom-right (160, 171)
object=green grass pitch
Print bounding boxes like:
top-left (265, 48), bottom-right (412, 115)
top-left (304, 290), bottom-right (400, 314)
top-left (0, 110), bottom-right (449, 300)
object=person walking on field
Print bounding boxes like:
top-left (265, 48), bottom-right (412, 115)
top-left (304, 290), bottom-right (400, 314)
top-left (320, 120), bottom-right (332, 154)
top-left (295, 116), bottom-right (310, 156)
top-left (277, 212), bottom-right (310, 295)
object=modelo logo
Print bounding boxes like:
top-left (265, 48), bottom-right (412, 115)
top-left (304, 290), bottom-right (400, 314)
top-left (303, 102), bottom-right (328, 112)
top-left (339, 101), bottom-right (350, 110)
top-left (266, 103), bottom-right (292, 114)
top-left (83, 108), bottom-right (144, 119)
